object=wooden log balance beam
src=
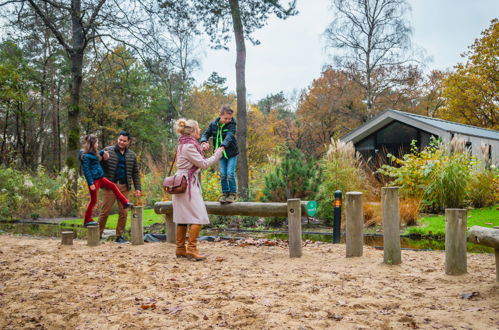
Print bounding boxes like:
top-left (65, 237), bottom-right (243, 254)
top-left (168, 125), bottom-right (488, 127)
top-left (154, 201), bottom-right (309, 256)
top-left (154, 201), bottom-right (310, 217)
top-left (468, 226), bottom-right (499, 282)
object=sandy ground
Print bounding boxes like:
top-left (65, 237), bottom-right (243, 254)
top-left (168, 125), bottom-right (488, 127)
top-left (0, 235), bottom-right (497, 330)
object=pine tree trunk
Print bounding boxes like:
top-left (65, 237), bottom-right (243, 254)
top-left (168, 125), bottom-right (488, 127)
top-left (229, 0), bottom-right (249, 198)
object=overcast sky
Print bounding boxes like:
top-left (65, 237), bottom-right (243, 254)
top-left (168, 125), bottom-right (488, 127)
top-left (192, 0), bottom-right (499, 102)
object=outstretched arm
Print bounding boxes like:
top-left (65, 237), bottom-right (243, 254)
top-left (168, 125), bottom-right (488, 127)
top-left (184, 144), bottom-right (224, 169)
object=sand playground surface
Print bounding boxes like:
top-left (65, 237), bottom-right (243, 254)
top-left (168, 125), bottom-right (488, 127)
top-left (0, 234), bottom-right (497, 329)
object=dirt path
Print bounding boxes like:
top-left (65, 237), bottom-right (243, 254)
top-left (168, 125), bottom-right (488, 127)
top-left (0, 235), bottom-right (497, 329)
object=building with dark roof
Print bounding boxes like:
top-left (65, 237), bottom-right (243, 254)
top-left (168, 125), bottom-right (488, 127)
top-left (341, 109), bottom-right (499, 167)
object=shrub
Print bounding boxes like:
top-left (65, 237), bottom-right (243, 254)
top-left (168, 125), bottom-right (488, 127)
top-left (400, 198), bottom-right (420, 226)
top-left (316, 139), bottom-right (367, 225)
top-left (467, 168), bottom-right (498, 208)
top-left (378, 137), bottom-right (475, 213)
top-left (261, 148), bottom-right (320, 227)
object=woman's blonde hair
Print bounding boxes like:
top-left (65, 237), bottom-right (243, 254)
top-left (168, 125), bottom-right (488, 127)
top-left (175, 118), bottom-right (199, 136)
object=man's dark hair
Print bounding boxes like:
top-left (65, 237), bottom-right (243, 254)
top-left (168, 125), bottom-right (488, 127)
top-left (219, 104), bottom-right (234, 115)
top-left (119, 130), bottom-right (131, 140)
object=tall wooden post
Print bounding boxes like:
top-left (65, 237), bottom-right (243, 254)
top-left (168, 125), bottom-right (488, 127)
top-left (287, 199), bottom-right (302, 258)
top-left (87, 226), bottom-right (99, 246)
top-left (346, 192), bottom-right (363, 258)
top-left (165, 213), bottom-right (176, 244)
top-left (131, 206), bottom-right (144, 245)
top-left (382, 187), bottom-right (402, 265)
top-left (445, 209), bottom-right (467, 275)
top-left (61, 231), bottom-right (74, 245)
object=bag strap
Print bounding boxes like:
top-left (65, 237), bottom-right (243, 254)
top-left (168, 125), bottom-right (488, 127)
top-left (167, 147), bottom-right (178, 176)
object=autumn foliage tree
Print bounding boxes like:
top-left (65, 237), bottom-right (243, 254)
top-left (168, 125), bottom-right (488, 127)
top-left (295, 69), bottom-right (364, 156)
top-left (441, 19), bottom-right (498, 129)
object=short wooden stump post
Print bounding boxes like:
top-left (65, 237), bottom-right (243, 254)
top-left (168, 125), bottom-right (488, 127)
top-left (165, 213), bottom-right (176, 244)
top-left (61, 231), bottom-right (73, 245)
top-left (131, 206), bottom-right (144, 245)
top-left (445, 209), bottom-right (467, 275)
top-left (382, 187), bottom-right (402, 265)
top-left (346, 192), bottom-right (363, 258)
top-left (87, 226), bottom-right (99, 247)
top-left (287, 198), bottom-right (302, 258)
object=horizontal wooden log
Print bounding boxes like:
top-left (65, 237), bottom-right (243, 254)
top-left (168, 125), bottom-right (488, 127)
top-left (154, 201), bottom-right (310, 217)
top-left (467, 226), bottom-right (499, 248)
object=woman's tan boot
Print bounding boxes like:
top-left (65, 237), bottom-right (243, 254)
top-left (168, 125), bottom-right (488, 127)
top-left (176, 224), bottom-right (188, 258)
top-left (186, 224), bottom-right (206, 261)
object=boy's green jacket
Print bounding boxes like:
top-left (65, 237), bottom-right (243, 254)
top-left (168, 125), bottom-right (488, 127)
top-left (200, 117), bottom-right (239, 158)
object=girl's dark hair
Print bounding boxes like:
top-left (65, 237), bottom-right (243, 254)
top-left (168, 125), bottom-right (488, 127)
top-left (81, 134), bottom-right (101, 160)
top-left (219, 104), bottom-right (234, 115)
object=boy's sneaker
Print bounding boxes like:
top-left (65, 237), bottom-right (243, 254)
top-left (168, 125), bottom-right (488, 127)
top-left (84, 221), bottom-right (98, 227)
top-left (219, 192), bottom-right (228, 204)
top-left (115, 236), bottom-right (128, 243)
top-left (124, 202), bottom-right (134, 209)
top-left (225, 192), bottom-right (237, 203)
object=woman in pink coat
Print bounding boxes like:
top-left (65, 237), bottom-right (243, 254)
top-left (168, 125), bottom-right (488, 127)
top-left (172, 118), bottom-right (225, 261)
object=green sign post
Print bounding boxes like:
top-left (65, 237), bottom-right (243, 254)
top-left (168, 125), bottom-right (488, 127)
top-left (306, 200), bottom-right (317, 217)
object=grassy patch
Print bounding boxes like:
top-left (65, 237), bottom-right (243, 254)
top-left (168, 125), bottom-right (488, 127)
top-left (405, 204), bottom-right (499, 237)
top-left (60, 208), bottom-right (165, 231)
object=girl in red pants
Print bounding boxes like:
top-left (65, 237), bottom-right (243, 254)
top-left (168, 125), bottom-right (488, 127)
top-left (79, 134), bottom-right (132, 227)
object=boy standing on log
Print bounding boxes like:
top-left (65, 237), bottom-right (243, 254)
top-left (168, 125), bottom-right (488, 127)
top-left (200, 105), bottom-right (239, 204)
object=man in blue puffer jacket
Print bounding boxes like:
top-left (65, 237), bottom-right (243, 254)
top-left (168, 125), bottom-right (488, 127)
top-left (200, 105), bottom-right (239, 204)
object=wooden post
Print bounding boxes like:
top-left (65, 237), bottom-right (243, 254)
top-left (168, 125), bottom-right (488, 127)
top-left (468, 226), bottom-right (499, 282)
top-left (496, 248), bottom-right (499, 283)
top-left (61, 231), bottom-right (73, 245)
top-left (445, 209), bottom-right (467, 275)
top-left (87, 226), bottom-right (99, 246)
top-left (346, 192), bottom-right (363, 258)
top-left (131, 206), bottom-right (144, 245)
top-left (382, 187), bottom-right (401, 265)
top-left (287, 199), bottom-right (302, 258)
top-left (165, 213), bottom-right (176, 244)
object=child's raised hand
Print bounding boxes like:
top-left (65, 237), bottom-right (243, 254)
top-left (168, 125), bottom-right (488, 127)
top-left (90, 184), bottom-right (96, 191)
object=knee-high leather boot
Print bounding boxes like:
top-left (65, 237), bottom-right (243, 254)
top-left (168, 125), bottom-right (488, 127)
top-left (186, 224), bottom-right (206, 261)
top-left (176, 224), bottom-right (188, 258)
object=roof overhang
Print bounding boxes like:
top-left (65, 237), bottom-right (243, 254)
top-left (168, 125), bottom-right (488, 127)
top-left (341, 110), bottom-right (447, 144)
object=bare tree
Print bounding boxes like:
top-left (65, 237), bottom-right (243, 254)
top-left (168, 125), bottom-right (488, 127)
top-left (325, 0), bottom-right (414, 119)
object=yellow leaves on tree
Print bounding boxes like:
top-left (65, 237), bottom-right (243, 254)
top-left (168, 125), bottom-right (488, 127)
top-left (441, 19), bottom-right (498, 129)
top-left (247, 105), bottom-right (285, 189)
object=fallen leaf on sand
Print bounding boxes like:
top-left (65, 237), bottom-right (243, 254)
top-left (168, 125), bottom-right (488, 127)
top-left (215, 257), bottom-right (224, 262)
top-left (141, 304), bottom-right (156, 310)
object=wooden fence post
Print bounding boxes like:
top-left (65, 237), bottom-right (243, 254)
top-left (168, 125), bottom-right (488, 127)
top-left (87, 226), bottom-right (99, 246)
top-left (61, 231), bottom-right (73, 245)
top-left (445, 209), bottom-right (467, 275)
top-left (288, 199), bottom-right (302, 258)
top-left (165, 213), bottom-right (176, 244)
top-left (346, 192), bottom-right (363, 258)
top-left (131, 206), bottom-right (144, 245)
top-left (382, 187), bottom-right (402, 265)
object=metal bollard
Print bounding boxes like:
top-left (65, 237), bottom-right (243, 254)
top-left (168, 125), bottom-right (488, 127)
top-left (333, 190), bottom-right (342, 243)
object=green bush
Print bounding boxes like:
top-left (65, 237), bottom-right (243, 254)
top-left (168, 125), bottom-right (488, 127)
top-left (467, 168), bottom-right (498, 208)
top-left (262, 148), bottom-right (320, 202)
top-left (378, 137), bottom-right (477, 213)
top-left (261, 148), bottom-right (321, 227)
top-left (316, 139), bottom-right (366, 225)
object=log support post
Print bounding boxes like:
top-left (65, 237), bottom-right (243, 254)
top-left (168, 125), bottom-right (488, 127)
top-left (131, 206), bottom-right (144, 245)
top-left (61, 231), bottom-right (73, 245)
top-left (382, 187), bottom-right (402, 265)
top-left (288, 199), bottom-right (302, 258)
top-left (87, 226), bottom-right (99, 247)
top-left (445, 209), bottom-right (467, 275)
top-left (346, 192), bottom-right (363, 258)
top-left (165, 213), bottom-right (176, 244)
